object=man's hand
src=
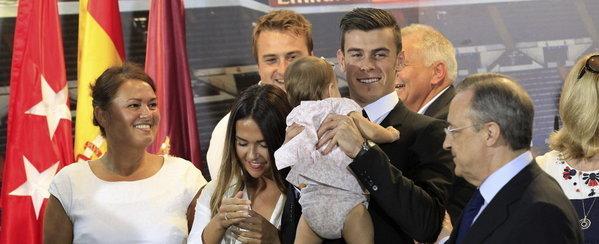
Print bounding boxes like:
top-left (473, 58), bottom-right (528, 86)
top-left (316, 113), bottom-right (366, 158)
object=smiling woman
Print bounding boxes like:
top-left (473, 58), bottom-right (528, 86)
top-left (188, 84), bottom-right (291, 244)
top-left (43, 63), bottom-right (207, 244)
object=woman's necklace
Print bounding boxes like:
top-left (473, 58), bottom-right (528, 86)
top-left (559, 153), bottom-right (598, 230)
top-left (580, 197), bottom-right (596, 229)
top-left (579, 173), bottom-right (597, 230)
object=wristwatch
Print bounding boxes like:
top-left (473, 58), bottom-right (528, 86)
top-left (354, 140), bottom-right (371, 159)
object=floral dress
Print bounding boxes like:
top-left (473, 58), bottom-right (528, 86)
top-left (537, 150), bottom-right (599, 243)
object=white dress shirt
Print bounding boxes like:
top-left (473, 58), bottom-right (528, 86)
top-left (206, 113), bottom-right (229, 180)
top-left (474, 151), bottom-right (533, 223)
top-left (417, 86), bottom-right (450, 115)
top-left (362, 91), bottom-right (399, 124)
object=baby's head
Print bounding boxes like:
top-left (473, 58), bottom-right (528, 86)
top-left (284, 56), bottom-right (340, 107)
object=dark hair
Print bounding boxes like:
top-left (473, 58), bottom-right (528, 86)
top-left (457, 73), bottom-right (534, 151)
top-left (252, 10), bottom-right (313, 62)
top-left (339, 8), bottom-right (402, 53)
top-left (91, 63), bottom-right (156, 136)
top-left (210, 84), bottom-right (291, 216)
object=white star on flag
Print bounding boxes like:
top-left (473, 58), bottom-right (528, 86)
top-left (25, 74), bottom-right (71, 139)
top-left (9, 156), bottom-right (60, 219)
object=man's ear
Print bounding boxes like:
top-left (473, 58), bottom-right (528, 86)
top-left (396, 51), bottom-right (404, 69)
top-left (431, 61), bottom-right (447, 86)
top-left (483, 122), bottom-right (501, 147)
top-left (336, 49), bottom-right (346, 72)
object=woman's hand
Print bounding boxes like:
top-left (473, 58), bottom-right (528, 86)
top-left (231, 210), bottom-right (281, 244)
top-left (202, 191), bottom-right (251, 244)
top-left (216, 191), bottom-right (251, 230)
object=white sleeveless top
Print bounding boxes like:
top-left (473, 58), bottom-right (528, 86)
top-left (48, 155), bottom-right (206, 244)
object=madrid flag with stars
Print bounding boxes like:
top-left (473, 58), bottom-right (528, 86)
top-left (1, 0), bottom-right (73, 243)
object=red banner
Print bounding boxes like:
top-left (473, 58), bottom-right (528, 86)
top-left (1, 0), bottom-right (73, 243)
top-left (145, 0), bottom-right (203, 168)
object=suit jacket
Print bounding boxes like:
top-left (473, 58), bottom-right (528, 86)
top-left (350, 101), bottom-right (455, 243)
top-left (423, 85), bottom-right (455, 120)
top-left (280, 101), bottom-right (454, 244)
top-left (279, 167), bottom-right (302, 244)
top-left (422, 85), bottom-right (477, 226)
top-left (446, 162), bottom-right (583, 244)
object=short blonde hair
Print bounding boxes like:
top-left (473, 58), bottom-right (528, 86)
top-left (550, 52), bottom-right (599, 159)
top-left (401, 24), bottom-right (457, 82)
top-left (284, 56), bottom-right (334, 107)
top-left (252, 10), bottom-right (313, 62)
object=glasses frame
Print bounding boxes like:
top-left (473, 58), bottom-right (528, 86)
top-left (577, 54), bottom-right (599, 80)
top-left (444, 124), bottom-right (476, 136)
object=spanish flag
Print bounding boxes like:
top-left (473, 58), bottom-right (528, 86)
top-left (74, 0), bottom-right (125, 161)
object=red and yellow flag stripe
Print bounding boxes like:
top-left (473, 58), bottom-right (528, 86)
top-left (75, 0), bottom-right (125, 161)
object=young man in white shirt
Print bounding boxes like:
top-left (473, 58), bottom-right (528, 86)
top-left (206, 10), bottom-right (313, 180)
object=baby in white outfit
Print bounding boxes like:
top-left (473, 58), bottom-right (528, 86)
top-left (275, 57), bottom-right (399, 244)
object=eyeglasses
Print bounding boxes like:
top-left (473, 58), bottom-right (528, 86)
top-left (444, 124), bottom-right (475, 136)
top-left (577, 54), bottom-right (599, 80)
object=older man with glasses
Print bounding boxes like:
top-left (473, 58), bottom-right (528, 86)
top-left (443, 73), bottom-right (582, 244)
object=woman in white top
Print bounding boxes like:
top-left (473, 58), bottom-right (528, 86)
top-left (188, 84), bottom-right (291, 244)
top-left (537, 53), bottom-right (599, 243)
top-left (43, 63), bottom-right (206, 243)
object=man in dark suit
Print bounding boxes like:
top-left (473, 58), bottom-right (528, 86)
top-left (308, 8), bottom-right (455, 243)
top-left (443, 73), bottom-right (582, 243)
top-left (396, 24), bottom-right (456, 120)
top-left (395, 24), bottom-right (475, 227)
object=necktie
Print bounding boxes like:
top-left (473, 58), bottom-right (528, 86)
top-left (455, 189), bottom-right (484, 244)
top-left (362, 109), bottom-right (369, 120)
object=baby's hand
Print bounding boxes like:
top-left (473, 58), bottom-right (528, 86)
top-left (284, 123), bottom-right (304, 144)
top-left (349, 111), bottom-right (400, 143)
top-left (386, 126), bottom-right (400, 141)
top-left (368, 126), bottom-right (399, 144)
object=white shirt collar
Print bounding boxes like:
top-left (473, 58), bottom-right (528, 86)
top-left (474, 151), bottom-right (533, 222)
top-left (363, 92), bottom-right (399, 124)
top-left (479, 151), bottom-right (533, 203)
top-left (417, 86), bottom-right (451, 114)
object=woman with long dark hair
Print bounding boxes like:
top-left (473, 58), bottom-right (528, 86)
top-left (189, 84), bottom-right (291, 243)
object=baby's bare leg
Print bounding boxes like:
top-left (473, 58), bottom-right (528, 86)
top-left (342, 204), bottom-right (374, 244)
top-left (294, 215), bottom-right (323, 244)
